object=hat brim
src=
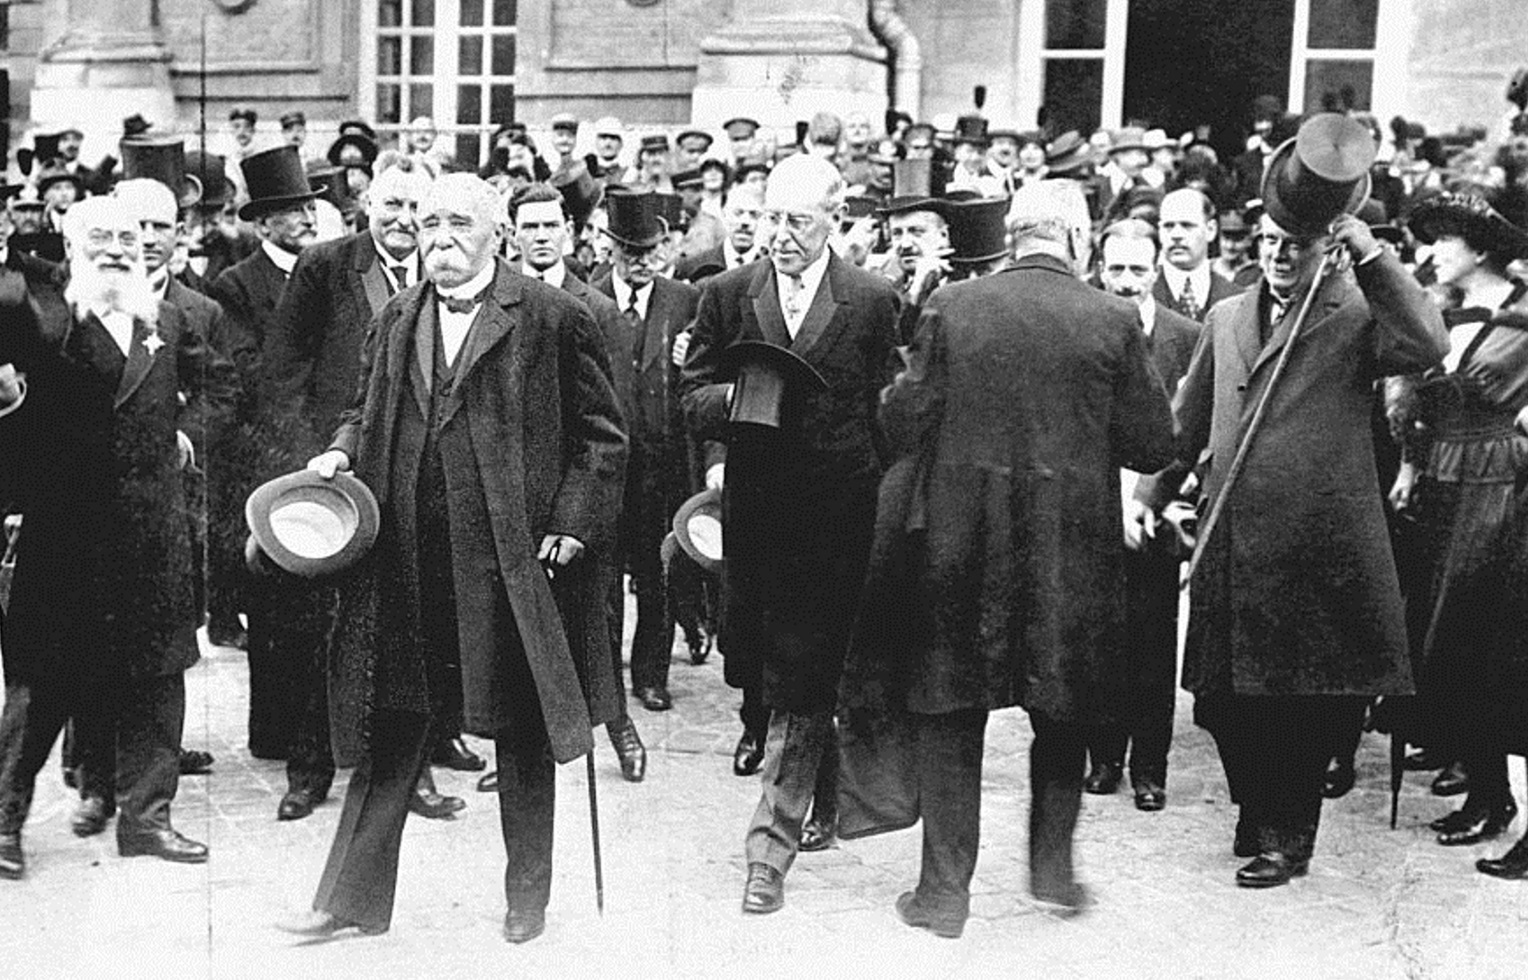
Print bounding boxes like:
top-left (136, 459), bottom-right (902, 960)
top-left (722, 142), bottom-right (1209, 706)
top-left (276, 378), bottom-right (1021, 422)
top-left (1260, 137), bottom-right (1370, 239)
top-left (245, 469), bottom-right (379, 578)
top-left (599, 225), bottom-right (667, 249)
top-left (1408, 194), bottom-right (1528, 260)
top-left (876, 196), bottom-right (947, 218)
top-left (672, 487), bottom-right (724, 574)
top-left (1108, 142), bottom-right (1148, 154)
top-left (238, 188), bottom-right (324, 222)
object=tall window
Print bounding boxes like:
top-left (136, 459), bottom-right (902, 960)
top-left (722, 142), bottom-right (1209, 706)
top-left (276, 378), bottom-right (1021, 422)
top-left (362, 0), bottom-right (517, 168)
top-left (1292, 0), bottom-right (1380, 114)
top-left (1017, 0), bottom-right (1128, 135)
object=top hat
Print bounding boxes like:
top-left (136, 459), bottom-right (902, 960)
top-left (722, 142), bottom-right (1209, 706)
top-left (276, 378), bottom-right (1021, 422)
top-left (121, 137), bottom-right (203, 209)
top-left (1044, 131), bottom-right (1091, 175)
top-left (1260, 112), bottom-right (1374, 239)
top-left (878, 157), bottom-right (944, 215)
top-left (1109, 127), bottom-right (1149, 154)
top-left (723, 117), bottom-right (760, 139)
top-left (327, 132), bottom-right (379, 169)
top-left (186, 150), bottom-right (234, 211)
top-left (946, 196), bottom-right (1010, 264)
top-left (239, 145), bottom-right (325, 221)
top-left (671, 487), bottom-right (723, 573)
top-left (602, 187), bottom-right (668, 248)
top-left (30, 134), bottom-right (65, 169)
top-left (1509, 68), bottom-right (1528, 112)
top-left (676, 129), bottom-right (713, 151)
top-left (551, 161), bottom-right (604, 228)
top-left (714, 340), bottom-right (828, 430)
top-left (1408, 190), bottom-right (1528, 261)
top-left (245, 469), bottom-right (380, 578)
top-left (952, 114), bottom-right (989, 148)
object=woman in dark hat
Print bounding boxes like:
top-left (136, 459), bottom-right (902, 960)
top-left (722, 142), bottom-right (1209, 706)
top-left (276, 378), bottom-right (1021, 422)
top-left (1388, 186), bottom-right (1528, 855)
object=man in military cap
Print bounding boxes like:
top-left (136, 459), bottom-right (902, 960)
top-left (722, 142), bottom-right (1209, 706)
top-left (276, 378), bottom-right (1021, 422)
top-left (723, 117), bottom-right (761, 169)
top-left (548, 113), bottom-right (581, 171)
top-left (675, 129), bottom-right (714, 173)
top-left (680, 154), bottom-right (901, 914)
top-left (626, 136), bottom-right (674, 193)
top-left (587, 117), bottom-right (626, 182)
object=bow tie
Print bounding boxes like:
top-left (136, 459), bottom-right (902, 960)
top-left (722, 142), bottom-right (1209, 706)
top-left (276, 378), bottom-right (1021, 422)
top-left (440, 292), bottom-right (484, 314)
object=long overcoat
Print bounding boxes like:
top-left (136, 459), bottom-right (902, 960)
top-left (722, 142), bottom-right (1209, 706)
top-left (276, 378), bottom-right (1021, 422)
top-left (843, 254), bottom-right (1176, 725)
top-left (327, 261), bottom-right (627, 766)
top-left (1160, 252), bottom-right (1447, 697)
top-left (0, 295), bottom-right (232, 683)
top-left (680, 253), bottom-right (901, 712)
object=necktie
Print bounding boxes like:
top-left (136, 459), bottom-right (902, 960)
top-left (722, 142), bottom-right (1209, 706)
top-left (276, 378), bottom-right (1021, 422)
top-left (389, 263), bottom-right (411, 293)
top-left (1177, 276), bottom-right (1199, 319)
top-left (784, 275), bottom-right (804, 322)
top-left (626, 299), bottom-right (645, 362)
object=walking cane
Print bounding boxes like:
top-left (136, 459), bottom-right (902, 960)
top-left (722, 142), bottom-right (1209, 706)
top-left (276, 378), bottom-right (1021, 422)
top-left (1389, 729), bottom-right (1405, 829)
top-left (1183, 247), bottom-right (1344, 586)
top-left (586, 750), bottom-right (605, 914)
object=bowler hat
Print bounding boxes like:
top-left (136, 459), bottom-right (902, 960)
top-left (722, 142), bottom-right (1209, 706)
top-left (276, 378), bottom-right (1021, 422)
top-left (1409, 190), bottom-right (1528, 261)
top-left (121, 137), bottom-right (203, 209)
top-left (952, 115), bottom-right (989, 148)
top-left (1044, 131), bottom-right (1091, 175)
top-left (714, 340), bottom-right (828, 429)
top-left (671, 487), bottom-right (723, 573)
top-left (245, 469), bottom-right (379, 578)
top-left (946, 196), bottom-right (1010, 264)
top-left (239, 145), bottom-right (325, 221)
top-left (1260, 113), bottom-right (1373, 238)
top-left (35, 162), bottom-right (84, 197)
top-left (551, 161), bottom-right (603, 228)
top-left (122, 114), bottom-right (153, 138)
top-left (602, 187), bottom-right (668, 248)
top-left (186, 150), bottom-right (234, 211)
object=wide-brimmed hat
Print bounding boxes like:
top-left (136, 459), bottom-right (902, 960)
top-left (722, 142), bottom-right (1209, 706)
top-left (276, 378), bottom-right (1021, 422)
top-left (245, 469), bottom-right (379, 577)
top-left (671, 487), bottom-right (723, 573)
top-left (35, 162), bottom-right (84, 197)
top-left (121, 137), bottom-right (203, 209)
top-left (1109, 127), bottom-right (1149, 154)
top-left (601, 187), bottom-right (667, 248)
top-left (1044, 131), bottom-right (1091, 175)
top-left (1409, 190), bottom-right (1528, 261)
top-left (551, 161), bottom-right (603, 228)
top-left (338, 119), bottom-right (378, 142)
top-left (326, 131), bottom-right (379, 169)
top-left (1260, 112), bottom-right (1373, 238)
top-left (186, 150), bottom-right (234, 211)
top-left (946, 196), bottom-right (1010, 264)
top-left (714, 340), bottom-right (828, 429)
top-left (240, 145), bottom-right (325, 221)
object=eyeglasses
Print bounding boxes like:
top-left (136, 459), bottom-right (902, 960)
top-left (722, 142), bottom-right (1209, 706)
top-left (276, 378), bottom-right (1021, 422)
top-left (85, 228), bottom-right (140, 250)
top-left (758, 210), bottom-right (822, 234)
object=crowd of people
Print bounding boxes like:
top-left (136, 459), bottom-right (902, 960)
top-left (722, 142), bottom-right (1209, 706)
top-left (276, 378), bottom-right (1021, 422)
top-left (2, 69), bottom-right (1528, 946)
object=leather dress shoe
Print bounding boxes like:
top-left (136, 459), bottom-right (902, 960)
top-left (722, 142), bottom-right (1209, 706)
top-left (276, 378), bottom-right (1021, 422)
top-left (742, 862), bottom-right (784, 914)
top-left (636, 686), bottom-right (673, 712)
top-left (179, 749), bottom-right (215, 775)
top-left (277, 788), bottom-right (325, 821)
top-left (431, 736), bottom-right (486, 772)
top-left (503, 907), bottom-right (546, 944)
top-left (607, 718), bottom-right (646, 783)
top-left (686, 628), bottom-right (713, 666)
top-left (1133, 780), bottom-right (1166, 812)
top-left (1477, 835), bottom-right (1528, 879)
top-left (276, 908), bottom-right (387, 939)
top-left (118, 828), bottom-right (209, 864)
top-left (1322, 759), bottom-right (1356, 799)
top-left (409, 787), bottom-right (466, 819)
top-left (477, 771), bottom-right (499, 793)
top-left (1436, 800), bottom-right (1516, 846)
top-left (1236, 851), bottom-right (1309, 888)
top-left (71, 795), bottom-right (114, 837)
top-left (733, 730), bottom-right (765, 777)
top-left (1030, 879), bottom-right (1095, 916)
top-left (0, 832), bottom-right (23, 880)
top-left (799, 814), bottom-right (838, 852)
top-left (1404, 746), bottom-right (1444, 771)
top-left (894, 891), bottom-right (965, 938)
top-left (1431, 760), bottom-right (1470, 797)
top-left (1082, 762), bottom-right (1123, 795)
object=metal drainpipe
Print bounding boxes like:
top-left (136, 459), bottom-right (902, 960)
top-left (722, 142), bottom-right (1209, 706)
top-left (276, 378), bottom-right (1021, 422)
top-left (868, 0), bottom-right (923, 120)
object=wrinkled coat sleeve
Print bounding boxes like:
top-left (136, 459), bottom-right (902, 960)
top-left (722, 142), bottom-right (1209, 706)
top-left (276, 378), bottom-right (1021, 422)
top-left (1361, 251), bottom-right (1448, 375)
top-left (329, 306), bottom-right (384, 462)
top-left (877, 303), bottom-right (947, 461)
top-left (678, 277), bottom-right (738, 469)
top-left (548, 301), bottom-right (628, 548)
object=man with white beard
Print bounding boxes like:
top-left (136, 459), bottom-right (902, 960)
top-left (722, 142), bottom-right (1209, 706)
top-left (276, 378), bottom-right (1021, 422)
top-left (0, 196), bottom-right (233, 879)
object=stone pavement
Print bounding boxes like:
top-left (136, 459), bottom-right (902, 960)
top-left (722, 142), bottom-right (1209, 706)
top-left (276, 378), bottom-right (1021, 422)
top-left (4, 617), bottom-right (1528, 980)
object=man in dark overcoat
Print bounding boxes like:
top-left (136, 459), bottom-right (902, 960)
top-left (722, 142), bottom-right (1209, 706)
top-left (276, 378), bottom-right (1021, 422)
top-left (1085, 218), bottom-right (1202, 810)
top-left (840, 182), bottom-right (1175, 937)
top-left (680, 154), bottom-right (901, 913)
top-left (1142, 116), bottom-right (1448, 887)
top-left (593, 188), bottom-right (703, 712)
top-left (0, 196), bottom-right (233, 878)
top-left (277, 174), bottom-right (625, 944)
top-left (256, 163), bottom-right (473, 820)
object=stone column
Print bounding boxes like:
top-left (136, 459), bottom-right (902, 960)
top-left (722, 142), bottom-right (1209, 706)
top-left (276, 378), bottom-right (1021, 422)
top-left (690, 0), bottom-right (888, 136)
top-left (31, 0), bottom-right (176, 157)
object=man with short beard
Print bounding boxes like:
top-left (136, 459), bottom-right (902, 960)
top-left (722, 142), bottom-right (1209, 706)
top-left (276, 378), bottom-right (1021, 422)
top-left (0, 195), bottom-right (233, 879)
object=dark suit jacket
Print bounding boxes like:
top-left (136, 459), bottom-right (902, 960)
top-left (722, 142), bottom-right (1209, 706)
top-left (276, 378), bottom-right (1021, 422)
top-left (680, 252), bottom-right (901, 710)
top-left (209, 245), bottom-right (289, 397)
top-left (262, 231), bottom-right (407, 468)
top-left (328, 260), bottom-right (626, 766)
top-left (1166, 256), bottom-right (1447, 698)
top-left (674, 243), bottom-right (726, 284)
top-left (1151, 268), bottom-right (1239, 323)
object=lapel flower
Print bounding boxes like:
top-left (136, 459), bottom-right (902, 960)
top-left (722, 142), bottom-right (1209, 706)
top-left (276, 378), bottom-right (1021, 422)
top-left (143, 334), bottom-right (165, 356)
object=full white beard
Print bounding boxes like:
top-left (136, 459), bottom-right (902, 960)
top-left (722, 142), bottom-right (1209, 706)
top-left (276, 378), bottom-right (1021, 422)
top-left (65, 257), bottom-right (160, 329)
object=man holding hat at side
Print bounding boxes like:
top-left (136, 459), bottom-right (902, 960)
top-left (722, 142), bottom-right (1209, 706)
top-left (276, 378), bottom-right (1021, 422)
top-left (680, 153), bottom-right (901, 914)
top-left (1139, 113), bottom-right (1447, 888)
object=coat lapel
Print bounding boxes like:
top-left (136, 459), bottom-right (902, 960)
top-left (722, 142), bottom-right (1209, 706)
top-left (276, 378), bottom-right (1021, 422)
top-left (410, 294), bottom-right (437, 418)
top-left (789, 255), bottom-right (848, 357)
top-left (640, 279), bottom-right (674, 371)
top-left (354, 239), bottom-right (391, 318)
top-left (1249, 274), bottom-right (1349, 379)
top-left (746, 263), bottom-right (790, 347)
top-left (113, 316), bottom-right (157, 408)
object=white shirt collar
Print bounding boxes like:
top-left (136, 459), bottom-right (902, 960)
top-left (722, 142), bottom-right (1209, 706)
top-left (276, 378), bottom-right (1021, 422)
top-left (782, 247), bottom-right (831, 299)
top-left (774, 248), bottom-right (831, 336)
top-left (611, 272), bottom-right (653, 318)
top-left (722, 239), bottom-right (750, 269)
top-left (91, 305), bottom-right (135, 356)
top-left (373, 240), bottom-right (418, 289)
top-left (1160, 262), bottom-right (1211, 306)
top-left (437, 260), bottom-right (497, 301)
top-left (0, 246), bottom-right (9, 267)
top-left (1138, 295), bottom-right (1157, 336)
top-left (261, 239), bottom-right (299, 276)
top-left (523, 260), bottom-right (566, 289)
